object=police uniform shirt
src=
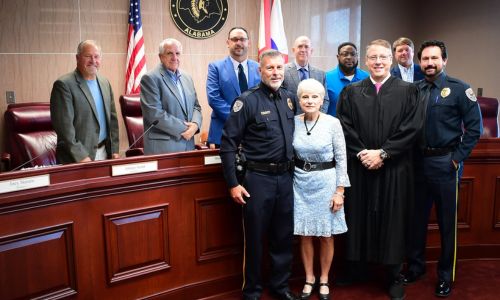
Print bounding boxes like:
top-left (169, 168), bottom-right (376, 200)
top-left (418, 72), bottom-right (482, 162)
top-left (220, 82), bottom-right (295, 188)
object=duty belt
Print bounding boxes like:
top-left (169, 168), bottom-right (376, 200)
top-left (422, 147), bottom-right (454, 156)
top-left (246, 160), bottom-right (294, 174)
top-left (294, 158), bottom-right (336, 172)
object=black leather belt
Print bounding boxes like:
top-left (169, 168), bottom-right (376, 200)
top-left (97, 139), bottom-right (107, 148)
top-left (422, 147), bottom-right (454, 156)
top-left (246, 160), bottom-right (294, 174)
top-left (295, 158), bottom-right (336, 172)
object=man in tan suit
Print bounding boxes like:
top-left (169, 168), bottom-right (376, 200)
top-left (50, 40), bottom-right (119, 164)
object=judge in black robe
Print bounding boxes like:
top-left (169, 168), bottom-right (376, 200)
top-left (336, 39), bottom-right (423, 299)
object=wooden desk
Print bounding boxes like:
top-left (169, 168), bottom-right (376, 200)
top-left (0, 150), bottom-right (242, 299)
top-left (1, 140), bottom-right (499, 299)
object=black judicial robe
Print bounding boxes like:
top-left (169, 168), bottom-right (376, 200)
top-left (337, 76), bottom-right (423, 264)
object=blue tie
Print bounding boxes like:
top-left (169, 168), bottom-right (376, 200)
top-left (299, 68), bottom-right (308, 81)
top-left (238, 64), bottom-right (248, 93)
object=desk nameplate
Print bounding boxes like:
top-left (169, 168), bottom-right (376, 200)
top-left (112, 161), bottom-right (158, 176)
top-left (204, 155), bottom-right (221, 165)
top-left (0, 174), bottom-right (50, 194)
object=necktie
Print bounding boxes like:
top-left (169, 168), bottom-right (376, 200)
top-left (299, 68), bottom-right (308, 81)
top-left (238, 64), bottom-right (248, 93)
top-left (375, 82), bottom-right (382, 94)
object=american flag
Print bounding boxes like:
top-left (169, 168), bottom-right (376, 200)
top-left (125, 0), bottom-right (146, 94)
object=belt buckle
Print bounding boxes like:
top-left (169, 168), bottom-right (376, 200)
top-left (303, 161), bottom-right (312, 171)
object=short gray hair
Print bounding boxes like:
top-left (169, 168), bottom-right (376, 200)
top-left (77, 40), bottom-right (101, 56)
top-left (259, 49), bottom-right (283, 66)
top-left (297, 78), bottom-right (325, 100)
top-left (159, 38), bottom-right (182, 55)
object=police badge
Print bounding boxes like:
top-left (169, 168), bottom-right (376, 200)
top-left (440, 87), bottom-right (451, 98)
top-left (287, 98), bottom-right (294, 110)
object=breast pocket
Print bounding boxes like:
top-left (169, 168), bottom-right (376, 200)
top-left (436, 98), bottom-right (459, 123)
top-left (255, 114), bottom-right (279, 138)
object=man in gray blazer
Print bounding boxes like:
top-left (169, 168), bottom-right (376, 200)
top-left (140, 38), bottom-right (202, 154)
top-left (50, 40), bottom-right (119, 164)
top-left (282, 36), bottom-right (329, 113)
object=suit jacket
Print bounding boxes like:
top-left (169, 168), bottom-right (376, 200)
top-left (390, 63), bottom-right (425, 82)
top-left (282, 61), bottom-right (330, 113)
top-left (206, 56), bottom-right (260, 145)
top-left (140, 64), bottom-right (202, 154)
top-left (50, 69), bottom-right (119, 164)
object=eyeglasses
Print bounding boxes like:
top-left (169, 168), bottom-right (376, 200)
top-left (367, 55), bottom-right (392, 62)
top-left (229, 37), bottom-right (248, 43)
top-left (339, 51), bottom-right (357, 58)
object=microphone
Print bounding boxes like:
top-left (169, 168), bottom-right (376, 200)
top-left (125, 120), bottom-right (159, 152)
top-left (11, 151), bottom-right (52, 171)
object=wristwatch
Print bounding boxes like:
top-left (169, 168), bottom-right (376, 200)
top-left (380, 149), bottom-right (389, 160)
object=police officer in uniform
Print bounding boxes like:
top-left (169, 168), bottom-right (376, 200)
top-left (220, 49), bottom-right (298, 300)
top-left (402, 40), bottom-right (482, 297)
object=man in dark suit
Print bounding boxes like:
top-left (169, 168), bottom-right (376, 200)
top-left (206, 27), bottom-right (260, 148)
top-left (282, 36), bottom-right (329, 113)
top-left (50, 40), bottom-right (119, 164)
top-left (140, 38), bottom-right (202, 154)
top-left (390, 37), bottom-right (425, 83)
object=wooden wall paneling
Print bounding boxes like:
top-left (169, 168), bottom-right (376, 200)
top-left (0, 223), bottom-right (77, 300)
top-left (494, 177), bottom-right (500, 230)
top-left (457, 177), bottom-right (473, 230)
top-left (195, 195), bottom-right (242, 262)
top-left (0, 0), bottom-right (80, 53)
top-left (80, 0), bottom-right (129, 54)
top-left (103, 204), bottom-right (170, 284)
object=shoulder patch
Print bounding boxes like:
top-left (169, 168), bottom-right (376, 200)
top-left (233, 100), bottom-right (244, 112)
top-left (465, 88), bottom-right (477, 102)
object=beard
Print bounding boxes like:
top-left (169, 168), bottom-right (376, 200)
top-left (339, 60), bottom-right (358, 74)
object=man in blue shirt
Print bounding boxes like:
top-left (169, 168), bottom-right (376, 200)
top-left (390, 37), bottom-right (425, 83)
top-left (325, 42), bottom-right (369, 116)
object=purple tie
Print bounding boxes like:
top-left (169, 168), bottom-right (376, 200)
top-left (375, 82), bottom-right (382, 94)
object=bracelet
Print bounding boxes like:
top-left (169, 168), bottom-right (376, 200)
top-left (334, 192), bottom-right (344, 198)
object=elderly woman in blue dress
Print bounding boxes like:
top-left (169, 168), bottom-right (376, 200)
top-left (293, 79), bottom-right (350, 300)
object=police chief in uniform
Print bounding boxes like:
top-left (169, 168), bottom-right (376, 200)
top-left (402, 40), bottom-right (482, 298)
top-left (220, 49), bottom-right (298, 300)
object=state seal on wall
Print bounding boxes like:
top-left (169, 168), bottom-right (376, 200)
top-left (170, 0), bottom-right (228, 39)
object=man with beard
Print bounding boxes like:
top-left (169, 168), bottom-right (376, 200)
top-left (336, 39), bottom-right (423, 300)
top-left (402, 40), bottom-right (482, 298)
top-left (325, 42), bottom-right (369, 116)
top-left (220, 50), bottom-right (298, 300)
top-left (390, 37), bottom-right (425, 83)
top-left (206, 27), bottom-right (260, 148)
top-left (283, 36), bottom-right (329, 113)
top-left (50, 40), bottom-right (119, 164)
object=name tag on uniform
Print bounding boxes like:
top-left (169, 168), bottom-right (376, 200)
top-left (261, 110), bottom-right (271, 115)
